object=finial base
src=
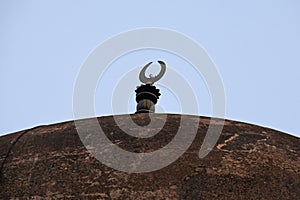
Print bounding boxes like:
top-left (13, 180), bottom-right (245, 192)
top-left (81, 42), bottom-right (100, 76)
top-left (135, 84), bottom-right (161, 113)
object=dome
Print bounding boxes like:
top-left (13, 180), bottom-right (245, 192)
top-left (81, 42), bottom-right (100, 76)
top-left (0, 114), bottom-right (299, 199)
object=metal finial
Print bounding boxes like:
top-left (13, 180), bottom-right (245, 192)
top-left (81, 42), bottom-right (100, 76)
top-left (135, 61), bottom-right (166, 113)
top-left (139, 61), bottom-right (166, 85)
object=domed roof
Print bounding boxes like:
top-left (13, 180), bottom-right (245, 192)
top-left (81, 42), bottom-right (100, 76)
top-left (0, 114), bottom-right (299, 199)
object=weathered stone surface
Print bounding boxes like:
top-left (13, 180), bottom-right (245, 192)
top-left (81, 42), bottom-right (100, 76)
top-left (0, 114), bottom-right (299, 199)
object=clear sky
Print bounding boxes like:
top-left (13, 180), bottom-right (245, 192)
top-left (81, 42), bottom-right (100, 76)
top-left (1, 1), bottom-right (299, 137)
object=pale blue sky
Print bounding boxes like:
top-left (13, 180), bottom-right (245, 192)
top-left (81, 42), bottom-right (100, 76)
top-left (0, 1), bottom-right (299, 137)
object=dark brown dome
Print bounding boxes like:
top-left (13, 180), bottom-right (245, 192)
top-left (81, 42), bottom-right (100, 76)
top-left (0, 114), bottom-right (299, 199)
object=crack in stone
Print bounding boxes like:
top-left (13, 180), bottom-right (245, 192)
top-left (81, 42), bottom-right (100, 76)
top-left (216, 133), bottom-right (239, 152)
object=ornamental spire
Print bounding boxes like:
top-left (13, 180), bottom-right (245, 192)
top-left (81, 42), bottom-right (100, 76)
top-left (135, 61), bottom-right (166, 113)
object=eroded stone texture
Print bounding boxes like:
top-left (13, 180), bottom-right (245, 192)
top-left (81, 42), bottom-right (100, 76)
top-left (0, 114), bottom-right (299, 199)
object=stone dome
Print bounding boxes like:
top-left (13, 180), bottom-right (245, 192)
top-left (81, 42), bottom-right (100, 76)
top-left (0, 114), bottom-right (299, 199)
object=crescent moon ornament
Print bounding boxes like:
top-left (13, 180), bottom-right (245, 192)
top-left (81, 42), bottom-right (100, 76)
top-left (139, 60), bottom-right (166, 85)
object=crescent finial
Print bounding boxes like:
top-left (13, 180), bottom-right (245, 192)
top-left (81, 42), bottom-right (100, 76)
top-left (139, 60), bottom-right (166, 84)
